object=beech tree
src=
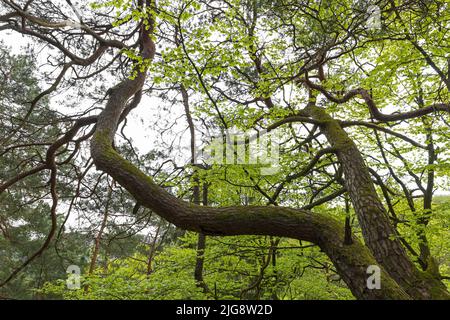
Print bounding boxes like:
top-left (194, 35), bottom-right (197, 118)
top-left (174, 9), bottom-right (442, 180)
top-left (0, 0), bottom-right (449, 299)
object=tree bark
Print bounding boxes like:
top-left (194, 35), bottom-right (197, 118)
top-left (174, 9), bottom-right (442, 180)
top-left (303, 104), bottom-right (449, 299)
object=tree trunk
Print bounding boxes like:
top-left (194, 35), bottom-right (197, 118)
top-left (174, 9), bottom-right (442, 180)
top-left (88, 182), bottom-right (112, 275)
top-left (303, 104), bottom-right (449, 299)
top-left (146, 223), bottom-right (161, 275)
top-left (193, 184), bottom-right (210, 294)
top-left (181, 82), bottom-right (210, 294)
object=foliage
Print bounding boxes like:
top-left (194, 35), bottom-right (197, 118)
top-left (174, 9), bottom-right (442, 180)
top-left (0, 0), bottom-right (450, 300)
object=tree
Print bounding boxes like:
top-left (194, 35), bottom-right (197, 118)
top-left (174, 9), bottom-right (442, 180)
top-left (0, 0), bottom-right (449, 299)
top-left (0, 42), bottom-right (90, 298)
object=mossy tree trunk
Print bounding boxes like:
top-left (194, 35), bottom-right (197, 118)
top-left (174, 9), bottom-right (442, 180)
top-left (89, 17), bottom-right (449, 300)
top-left (303, 104), bottom-right (449, 299)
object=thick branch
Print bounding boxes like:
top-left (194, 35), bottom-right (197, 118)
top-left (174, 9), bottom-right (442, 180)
top-left (301, 77), bottom-right (450, 122)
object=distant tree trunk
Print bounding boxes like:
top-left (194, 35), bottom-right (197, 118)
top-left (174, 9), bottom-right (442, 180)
top-left (88, 181), bottom-right (113, 274)
top-left (194, 184), bottom-right (210, 294)
top-left (146, 223), bottom-right (161, 275)
top-left (180, 83), bottom-right (210, 294)
top-left (270, 238), bottom-right (279, 300)
top-left (418, 115), bottom-right (435, 273)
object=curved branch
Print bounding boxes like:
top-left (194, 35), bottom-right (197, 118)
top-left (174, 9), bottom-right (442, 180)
top-left (0, 116), bottom-right (97, 194)
top-left (301, 77), bottom-right (450, 122)
top-left (2, 1), bottom-right (126, 49)
top-left (340, 121), bottom-right (428, 149)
